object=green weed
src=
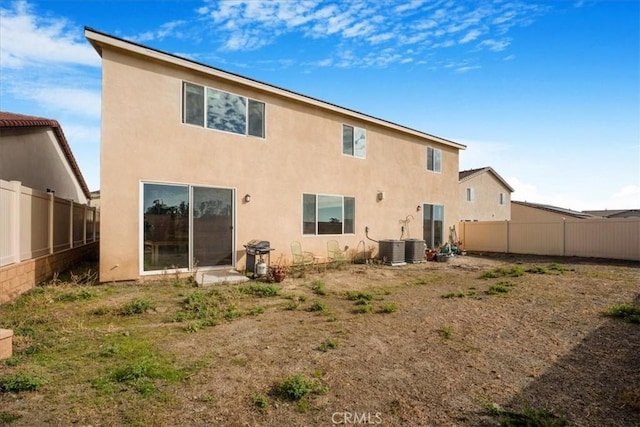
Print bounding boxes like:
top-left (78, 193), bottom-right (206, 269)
top-left (379, 302), bottom-right (398, 313)
top-left (317, 338), bottom-right (338, 352)
top-left (485, 402), bottom-right (567, 426)
top-left (480, 266), bottom-right (525, 279)
top-left (307, 300), bottom-right (329, 313)
top-left (240, 283), bottom-right (281, 297)
top-left (118, 298), bottom-right (156, 315)
top-left (439, 326), bottom-right (454, 339)
top-left (0, 372), bottom-right (46, 392)
top-left (311, 280), bottom-right (327, 296)
top-left (606, 303), bottom-right (640, 324)
top-left (252, 392), bottom-right (269, 409)
top-left (353, 302), bottom-right (373, 314)
top-left (345, 291), bottom-right (373, 301)
top-left (273, 373), bottom-right (327, 401)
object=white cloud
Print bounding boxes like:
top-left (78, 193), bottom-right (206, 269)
top-left (0, 0), bottom-right (100, 69)
top-left (606, 184), bottom-right (640, 209)
top-left (198, 0), bottom-right (550, 70)
top-left (456, 65), bottom-right (481, 73)
top-left (478, 38), bottom-right (511, 52)
top-left (459, 29), bottom-right (483, 44)
top-left (133, 20), bottom-right (188, 43)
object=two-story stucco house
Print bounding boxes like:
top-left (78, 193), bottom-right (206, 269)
top-left (459, 167), bottom-right (513, 222)
top-left (85, 28), bottom-right (466, 283)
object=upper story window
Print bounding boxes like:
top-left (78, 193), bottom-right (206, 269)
top-left (342, 125), bottom-right (366, 159)
top-left (499, 192), bottom-right (506, 205)
top-left (427, 147), bottom-right (441, 172)
top-left (466, 188), bottom-right (475, 202)
top-left (183, 82), bottom-right (265, 138)
top-left (303, 193), bottom-right (355, 235)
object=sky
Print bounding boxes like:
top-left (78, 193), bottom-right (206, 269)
top-left (1, 0), bottom-right (638, 211)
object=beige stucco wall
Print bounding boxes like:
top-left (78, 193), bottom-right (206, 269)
top-left (459, 172), bottom-right (511, 221)
top-left (97, 43), bottom-right (462, 282)
top-left (510, 203), bottom-right (571, 222)
top-left (0, 128), bottom-right (88, 204)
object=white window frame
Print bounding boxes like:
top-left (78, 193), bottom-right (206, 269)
top-left (426, 146), bottom-right (442, 173)
top-left (302, 193), bottom-right (356, 236)
top-left (466, 188), bottom-right (475, 202)
top-left (182, 81), bottom-right (266, 139)
top-left (499, 192), bottom-right (505, 205)
top-left (342, 124), bottom-right (366, 159)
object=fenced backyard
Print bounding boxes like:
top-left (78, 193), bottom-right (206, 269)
top-left (0, 180), bottom-right (99, 303)
top-left (459, 218), bottom-right (640, 261)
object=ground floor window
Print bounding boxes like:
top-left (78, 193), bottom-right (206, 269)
top-left (423, 203), bottom-right (444, 248)
top-left (142, 182), bottom-right (234, 273)
top-left (303, 194), bottom-right (355, 235)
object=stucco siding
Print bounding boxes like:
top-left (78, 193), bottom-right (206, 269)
top-left (459, 171), bottom-right (511, 221)
top-left (96, 37), bottom-right (462, 282)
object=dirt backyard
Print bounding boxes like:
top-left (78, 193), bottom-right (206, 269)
top-left (0, 254), bottom-right (638, 426)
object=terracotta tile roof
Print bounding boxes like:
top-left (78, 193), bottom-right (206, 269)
top-left (459, 166), bottom-right (514, 192)
top-left (0, 111), bottom-right (92, 200)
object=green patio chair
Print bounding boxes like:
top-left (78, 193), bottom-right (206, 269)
top-left (327, 240), bottom-right (348, 265)
top-left (291, 241), bottom-right (314, 270)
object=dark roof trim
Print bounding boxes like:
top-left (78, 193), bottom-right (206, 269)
top-left (459, 166), bottom-right (514, 192)
top-left (512, 200), bottom-right (596, 219)
top-left (0, 111), bottom-right (92, 200)
top-left (84, 26), bottom-right (466, 151)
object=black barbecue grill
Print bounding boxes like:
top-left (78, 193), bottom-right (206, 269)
top-left (244, 240), bottom-right (273, 278)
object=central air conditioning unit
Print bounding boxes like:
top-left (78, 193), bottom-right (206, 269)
top-left (404, 239), bottom-right (425, 263)
top-left (378, 240), bottom-right (406, 266)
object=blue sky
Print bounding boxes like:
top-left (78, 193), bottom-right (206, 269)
top-left (1, 0), bottom-right (638, 210)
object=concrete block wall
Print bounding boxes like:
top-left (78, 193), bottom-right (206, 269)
top-left (0, 242), bottom-right (98, 304)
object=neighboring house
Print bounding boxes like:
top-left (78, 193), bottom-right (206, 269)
top-left (583, 209), bottom-right (640, 218)
top-left (89, 190), bottom-right (101, 210)
top-left (0, 112), bottom-right (91, 204)
top-left (459, 167), bottom-right (513, 221)
top-left (85, 28), bottom-right (467, 283)
top-left (1, 112), bottom-right (97, 303)
top-left (511, 201), bottom-right (597, 222)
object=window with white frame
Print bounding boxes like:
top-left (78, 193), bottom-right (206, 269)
top-left (342, 125), bottom-right (366, 158)
top-left (427, 147), bottom-right (441, 172)
top-left (303, 194), bottom-right (355, 235)
top-left (499, 192), bottom-right (505, 205)
top-left (466, 188), bottom-right (475, 202)
top-left (183, 82), bottom-right (265, 138)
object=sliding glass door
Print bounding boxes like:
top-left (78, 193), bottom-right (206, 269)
top-left (423, 203), bottom-right (444, 249)
top-left (142, 183), bottom-right (234, 273)
top-left (193, 187), bottom-right (233, 267)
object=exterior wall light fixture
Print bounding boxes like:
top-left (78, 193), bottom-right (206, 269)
top-left (244, 194), bottom-right (251, 203)
top-left (377, 191), bottom-right (384, 202)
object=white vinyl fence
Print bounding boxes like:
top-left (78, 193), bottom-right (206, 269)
top-left (459, 218), bottom-right (640, 261)
top-left (0, 180), bottom-right (99, 267)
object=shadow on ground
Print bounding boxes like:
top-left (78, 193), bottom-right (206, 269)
top-left (484, 295), bottom-right (640, 426)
